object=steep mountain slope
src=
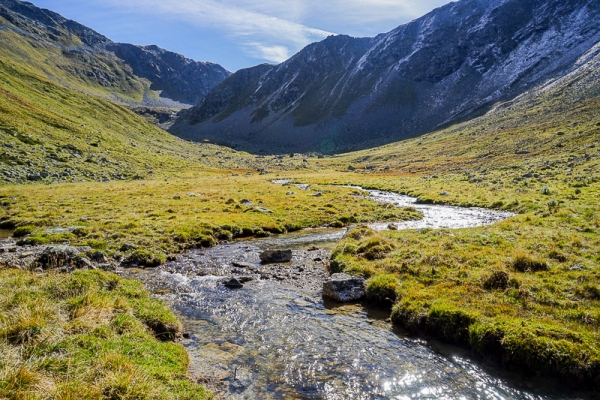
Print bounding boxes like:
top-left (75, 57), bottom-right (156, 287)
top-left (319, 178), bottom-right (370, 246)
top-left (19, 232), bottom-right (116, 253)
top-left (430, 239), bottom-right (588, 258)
top-left (0, 0), bottom-right (229, 108)
top-left (172, 0), bottom-right (600, 154)
top-left (328, 37), bottom-right (600, 177)
top-left (0, 56), bottom-right (233, 184)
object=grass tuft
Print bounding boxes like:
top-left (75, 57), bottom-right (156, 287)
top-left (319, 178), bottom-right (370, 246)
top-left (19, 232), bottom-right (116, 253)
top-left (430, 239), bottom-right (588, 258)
top-left (0, 270), bottom-right (212, 399)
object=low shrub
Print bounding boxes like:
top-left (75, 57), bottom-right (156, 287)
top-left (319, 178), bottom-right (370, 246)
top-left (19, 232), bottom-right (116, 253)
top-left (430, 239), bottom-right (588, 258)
top-left (510, 252), bottom-right (548, 272)
top-left (483, 270), bottom-right (509, 290)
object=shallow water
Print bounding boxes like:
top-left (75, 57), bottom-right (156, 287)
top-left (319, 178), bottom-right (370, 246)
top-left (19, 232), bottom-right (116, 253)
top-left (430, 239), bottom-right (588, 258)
top-left (350, 186), bottom-right (514, 231)
top-left (132, 188), bottom-right (586, 399)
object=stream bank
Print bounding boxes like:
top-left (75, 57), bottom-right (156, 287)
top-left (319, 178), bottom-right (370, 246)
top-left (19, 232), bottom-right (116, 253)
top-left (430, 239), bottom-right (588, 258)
top-left (123, 188), bottom-right (588, 399)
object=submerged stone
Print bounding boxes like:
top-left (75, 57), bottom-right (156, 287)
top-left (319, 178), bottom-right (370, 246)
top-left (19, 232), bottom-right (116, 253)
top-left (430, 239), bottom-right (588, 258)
top-left (259, 250), bottom-right (292, 263)
top-left (223, 278), bottom-right (244, 289)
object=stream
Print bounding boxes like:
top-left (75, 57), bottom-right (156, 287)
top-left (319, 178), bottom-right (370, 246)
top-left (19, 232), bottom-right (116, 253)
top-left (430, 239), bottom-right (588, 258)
top-left (127, 187), bottom-right (584, 399)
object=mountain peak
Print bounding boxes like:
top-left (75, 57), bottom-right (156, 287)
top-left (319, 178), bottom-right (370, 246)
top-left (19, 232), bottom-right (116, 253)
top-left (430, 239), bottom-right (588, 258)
top-left (0, 0), bottom-right (230, 108)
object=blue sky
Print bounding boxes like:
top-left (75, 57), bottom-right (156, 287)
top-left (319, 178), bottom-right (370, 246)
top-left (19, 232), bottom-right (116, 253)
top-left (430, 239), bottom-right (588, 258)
top-left (30, 0), bottom-right (451, 72)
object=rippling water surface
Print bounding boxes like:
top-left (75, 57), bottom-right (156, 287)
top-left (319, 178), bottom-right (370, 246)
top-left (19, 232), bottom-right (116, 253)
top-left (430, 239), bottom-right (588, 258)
top-left (132, 188), bottom-right (584, 399)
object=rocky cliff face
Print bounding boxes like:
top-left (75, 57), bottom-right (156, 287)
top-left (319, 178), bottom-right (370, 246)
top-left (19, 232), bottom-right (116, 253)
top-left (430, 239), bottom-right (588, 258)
top-left (0, 0), bottom-right (230, 108)
top-left (172, 0), bottom-right (600, 153)
top-left (105, 43), bottom-right (230, 105)
top-left (0, 0), bottom-right (110, 47)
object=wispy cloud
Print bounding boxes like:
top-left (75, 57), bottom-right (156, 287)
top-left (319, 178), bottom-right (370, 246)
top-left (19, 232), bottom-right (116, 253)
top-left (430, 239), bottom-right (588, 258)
top-left (98, 0), bottom-right (334, 64)
top-left (86, 0), bottom-right (450, 65)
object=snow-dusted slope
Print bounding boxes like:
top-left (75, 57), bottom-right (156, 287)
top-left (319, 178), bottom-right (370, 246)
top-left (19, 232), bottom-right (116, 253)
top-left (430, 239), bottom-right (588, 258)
top-left (172, 0), bottom-right (600, 154)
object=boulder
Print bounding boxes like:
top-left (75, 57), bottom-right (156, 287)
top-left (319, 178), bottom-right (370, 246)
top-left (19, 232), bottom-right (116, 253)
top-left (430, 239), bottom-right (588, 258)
top-left (322, 273), bottom-right (365, 302)
top-left (259, 250), bottom-right (292, 263)
top-left (232, 261), bottom-right (255, 268)
top-left (33, 245), bottom-right (92, 270)
top-left (223, 278), bottom-right (244, 289)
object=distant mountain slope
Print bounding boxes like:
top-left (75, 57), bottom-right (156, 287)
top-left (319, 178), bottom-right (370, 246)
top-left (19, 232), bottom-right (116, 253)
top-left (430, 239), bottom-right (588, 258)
top-left (0, 54), bottom-right (252, 185)
top-left (336, 38), bottom-right (600, 175)
top-left (0, 0), bottom-right (230, 108)
top-left (172, 0), bottom-right (600, 154)
top-left (105, 43), bottom-right (229, 106)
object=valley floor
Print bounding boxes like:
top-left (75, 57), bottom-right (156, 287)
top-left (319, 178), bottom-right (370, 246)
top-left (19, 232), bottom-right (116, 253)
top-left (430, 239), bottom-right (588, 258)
top-left (1, 146), bottom-right (599, 392)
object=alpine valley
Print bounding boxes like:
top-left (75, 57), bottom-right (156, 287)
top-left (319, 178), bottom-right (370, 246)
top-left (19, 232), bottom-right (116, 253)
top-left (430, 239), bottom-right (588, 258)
top-left (0, 0), bottom-right (599, 398)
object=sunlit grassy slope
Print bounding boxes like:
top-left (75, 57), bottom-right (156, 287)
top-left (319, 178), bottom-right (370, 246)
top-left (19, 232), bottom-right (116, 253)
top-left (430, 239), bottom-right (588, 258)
top-left (0, 55), bottom-right (260, 184)
top-left (0, 28), bottom-right (151, 103)
top-left (0, 269), bottom-right (212, 399)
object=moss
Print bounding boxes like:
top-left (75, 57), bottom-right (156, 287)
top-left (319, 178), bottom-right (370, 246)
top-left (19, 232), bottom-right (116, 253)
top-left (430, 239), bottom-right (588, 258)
top-left (128, 249), bottom-right (167, 268)
top-left (12, 225), bottom-right (35, 238)
top-left (366, 274), bottom-right (398, 307)
top-left (355, 235), bottom-right (395, 260)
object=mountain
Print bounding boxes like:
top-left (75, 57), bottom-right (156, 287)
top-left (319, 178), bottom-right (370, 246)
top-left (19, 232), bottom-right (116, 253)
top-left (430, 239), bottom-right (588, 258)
top-left (171, 0), bottom-right (600, 154)
top-left (0, 0), bottom-right (230, 108)
top-left (338, 38), bottom-right (600, 174)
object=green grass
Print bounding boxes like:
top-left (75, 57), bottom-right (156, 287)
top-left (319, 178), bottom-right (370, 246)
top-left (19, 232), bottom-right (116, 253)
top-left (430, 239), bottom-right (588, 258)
top-left (0, 29), bottom-right (151, 104)
top-left (0, 269), bottom-right (212, 399)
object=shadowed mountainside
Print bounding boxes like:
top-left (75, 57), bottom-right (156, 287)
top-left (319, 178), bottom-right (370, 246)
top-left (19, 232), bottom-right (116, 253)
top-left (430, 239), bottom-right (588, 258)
top-left (171, 0), bottom-right (600, 154)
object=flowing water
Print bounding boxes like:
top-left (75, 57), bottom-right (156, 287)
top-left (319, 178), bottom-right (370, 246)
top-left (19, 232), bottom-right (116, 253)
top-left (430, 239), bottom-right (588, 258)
top-left (130, 188), bottom-right (586, 399)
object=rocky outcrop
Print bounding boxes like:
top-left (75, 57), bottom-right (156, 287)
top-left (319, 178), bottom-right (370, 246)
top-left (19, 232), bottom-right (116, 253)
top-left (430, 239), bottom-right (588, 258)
top-left (0, 241), bottom-right (116, 271)
top-left (322, 273), bottom-right (366, 302)
top-left (172, 0), bottom-right (600, 154)
top-left (0, 0), bottom-right (110, 47)
top-left (106, 43), bottom-right (230, 105)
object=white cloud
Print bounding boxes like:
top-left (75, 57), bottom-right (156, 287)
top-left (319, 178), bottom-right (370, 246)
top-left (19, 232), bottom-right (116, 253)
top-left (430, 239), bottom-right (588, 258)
top-left (94, 0), bottom-right (450, 64)
top-left (98, 0), bottom-right (333, 64)
top-left (247, 44), bottom-right (290, 63)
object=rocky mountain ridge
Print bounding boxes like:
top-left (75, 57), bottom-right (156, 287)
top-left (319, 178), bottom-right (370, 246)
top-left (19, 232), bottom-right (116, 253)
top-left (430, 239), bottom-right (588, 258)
top-left (0, 0), bottom-right (230, 108)
top-left (171, 0), bottom-right (600, 153)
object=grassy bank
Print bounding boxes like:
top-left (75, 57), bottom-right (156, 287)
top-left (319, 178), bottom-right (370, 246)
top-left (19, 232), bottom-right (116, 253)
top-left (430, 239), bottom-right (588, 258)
top-left (322, 88), bottom-right (600, 385)
top-left (0, 269), bottom-right (212, 399)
